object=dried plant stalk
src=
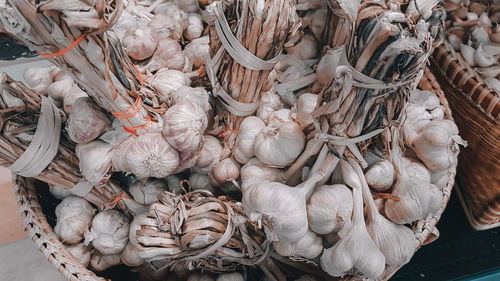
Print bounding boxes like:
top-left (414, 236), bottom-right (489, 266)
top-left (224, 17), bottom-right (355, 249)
top-left (0, 74), bottom-right (127, 211)
top-left (0, 0), bottom-right (157, 131)
top-left (208, 0), bottom-right (302, 131)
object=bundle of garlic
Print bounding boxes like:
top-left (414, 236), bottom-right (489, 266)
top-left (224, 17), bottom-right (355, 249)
top-left (444, 0), bottom-right (500, 94)
top-left (54, 196), bottom-right (95, 244)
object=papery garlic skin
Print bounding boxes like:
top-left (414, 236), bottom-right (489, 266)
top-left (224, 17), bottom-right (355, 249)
top-left (216, 272), bottom-right (244, 281)
top-left (66, 97), bottom-right (111, 144)
top-left (66, 243), bottom-right (91, 267)
top-left (184, 36), bottom-right (210, 69)
top-left (163, 101), bottom-right (208, 153)
top-left (240, 158), bottom-right (283, 192)
top-left (170, 86), bottom-right (211, 112)
top-left (184, 13), bottom-right (204, 40)
top-left (129, 213), bottom-right (147, 246)
top-left (234, 116), bottom-right (266, 164)
top-left (267, 109), bottom-right (294, 126)
top-left (122, 26), bottom-right (158, 61)
top-left (293, 93), bottom-right (318, 128)
top-left (84, 210), bottom-right (130, 255)
top-left (63, 85), bottom-right (88, 114)
top-left (76, 141), bottom-right (113, 183)
top-left (307, 184), bottom-right (353, 235)
top-left (48, 78), bottom-right (74, 103)
top-left (121, 242), bottom-right (145, 267)
top-left (273, 229), bottom-right (323, 259)
top-left (364, 160), bottom-right (394, 191)
top-left (90, 252), bottom-right (121, 271)
top-left (126, 133), bottom-right (180, 179)
top-left (129, 179), bottom-right (167, 205)
top-left (195, 135), bottom-right (222, 173)
top-left (150, 69), bottom-right (191, 104)
top-left (254, 121), bottom-right (305, 168)
top-left (146, 38), bottom-right (186, 72)
top-left (211, 158), bottom-right (240, 184)
top-left (49, 185), bottom-right (72, 200)
top-left (54, 196), bottom-right (95, 244)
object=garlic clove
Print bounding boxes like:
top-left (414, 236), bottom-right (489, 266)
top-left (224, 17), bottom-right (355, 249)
top-left (234, 116), bottom-right (265, 164)
top-left (364, 160), bottom-right (394, 191)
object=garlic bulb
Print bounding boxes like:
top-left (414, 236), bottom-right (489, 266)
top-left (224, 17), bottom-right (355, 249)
top-left (234, 116), bottom-right (266, 164)
top-left (307, 184), bottom-right (353, 235)
top-left (122, 26), bottom-right (158, 61)
top-left (129, 179), bottom-right (167, 205)
top-left (49, 185), bottom-right (72, 200)
top-left (385, 157), bottom-right (443, 224)
top-left (184, 13), bottom-right (204, 40)
top-left (285, 34), bottom-right (318, 60)
top-left (54, 196), bottom-right (95, 244)
top-left (211, 158), bottom-right (240, 184)
top-left (129, 213), bottom-right (147, 245)
top-left (126, 133), bottom-right (180, 179)
top-left (320, 161), bottom-right (385, 279)
top-left (23, 66), bottom-right (54, 95)
top-left (163, 101), bottom-right (208, 153)
top-left (189, 172), bottom-right (216, 194)
top-left (256, 91), bottom-right (283, 121)
top-left (173, 149), bottom-right (201, 174)
top-left (66, 243), bottom-right (91, 267)
top-left (51, 67), bottom-right (71, 82)
top-left (146, 38), bottom-right (186, 72)
top-left (66, 97), bottom-right (111, 144)
top-left (349, 158), bottom-right (419, 266)
top-left (242, 173), bottom-right (323, 242)
top-left (254, 121), bottom-right (305, 167)
top-left (292, 93), bottom-right (318, 128)
top-left (63, 85), bottom-right (88, 114)
top-left (170, 86), bottom-right (211, 112)
top-left (474, 44), bottom-right (497, 68)
top-left (154, 3), bottom-right (189, 31)
top-left (48, 78), bottom-right (74, 102)
top-left (267, 108), bottom-right (293, 126)
top-left (165, 174), bottom-right (183, 194)
top-left (364, 160), bottom-right (394, 191)
top-left (460, 43), bottom-right (476, 66)
top-left (310, 8), bottom-right (328, 40)
top-left (76, 141), bottom-right (113, 183)
top-left (150, 69), bottom-right (191, 103)
top-left (150, 13), bottom-right (185, 42)
top-left (240, 158), bottom-right (283, 192)
top-left (195, 135), bottom-right (223, 173)
top-left (411, 119), bottom-right (464, 172)
top-left (90, 252), bottom-right (121, 271)
top-left (184, 36), bottom-right (210, 69)
top-left (216, 272), bottom-right (244, 281)
top-left (121, 242), bottom-right (145, 267)
top-left (273, 229), bottom-right (323, 259)
top-left (84, 210), bottom-right (130, 255)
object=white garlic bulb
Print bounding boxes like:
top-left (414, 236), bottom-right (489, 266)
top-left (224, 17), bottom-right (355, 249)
top-left (184, 36), bottom-right (210, 69)
top-left (273, 229), bottom-right (323, 259)
top-left (66, 243), bottom-right (91, 267)
top-left (163, 101), bottom-right (208, 153)
top-left (129, 179), bottom-right (167, 205)
top-left (211, 158), bottom-right (240, 184)
top-left (122, 26), bottom-right (158, 61)
top-left (49, 185), bottom-right (72, 200)
top-left (129, 213), bottom-right (147, 246)
top-left (150, 69), bottom-right (191, 103)
top-left (23, 66), bottom-right (55, 95)
top-left (173, 149), bottom-right (201, 174)
top-left (412, 119), bottom-right (465, 172)
top-left (89, 252), bottom-right (121, 271)
top-left (76, 141), bottom-right (113, 183)
top-left (307, 184), bottom-right (353, 235)
top-left (285, 34), bottom-right (318, 60)
top-left (48, 78), bottom-right (74, 103)
top-left (154, 3), bottom-right (188, 37)
top-left (385, 157), bottom-right (443, 224)
top-left (66, 97), bottom-right (111, 144)
top-left (63, 85), bottom-right (88, 114)
top-left (242, 173), bottom-right (323, 242)
top-left (216, 272), bottom-right (244, 281)
top-left (84, 210), bottom-right (130, 255)
top-left (254, 121), bottom-right (305, 168)
top-left (170, 86), bottom-right (211, 112)
top-left (189, 172), bottom-right (216, 194)
top-left (364, 160), bottom-right (394, 191)
top-left (234, 116), bottom-right (266, 164)
top-left (121, 242), bottom-right (145, 267)
top-left (54, 196), bottom-right (95, 244)
top-left (320, 161), bottom-right (385, 278)
top-left (51, 67), bottom-right (71, 82)
top-left (184, 13), bottom-right (204, 40)
top-left (195, 135), bottom-right (223, 173)
top-left (256, 91), bottom-right (283, 121)
top-left (267, 108), bottom-right (293, 126)
top-left (292, 93), bottom-right (318, 128)
top-left (126, 133), bottom-right (180, 179)
top-left (146, 38), bottom-right (186, 72)
top-left (240, 158), bottom-right (283, 192)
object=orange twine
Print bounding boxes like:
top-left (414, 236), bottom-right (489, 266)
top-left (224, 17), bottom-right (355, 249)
top-left (220, 125), bottom-right (238, 144)
top-left (111, 96), bottom-right (142, 119)
top-left (38, 34), bottom-right (86, 58)
top-left (198, 66), bottom-right (205, 77)
top-left (123, 114), bottom-right (153, 135)
top-left (133, 64), bottom-right (143, 86)
top-left (103, 191), bottom-right (128, 209)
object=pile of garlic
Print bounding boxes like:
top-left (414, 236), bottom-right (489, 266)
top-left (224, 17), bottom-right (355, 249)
top-left (445, 0), bottom-right (500, 93)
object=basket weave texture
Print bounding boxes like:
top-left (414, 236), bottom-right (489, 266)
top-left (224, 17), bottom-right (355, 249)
top-left (431, 41), bottom-right (500, 230)
top-left (14, 70), bottom-right (457, 281)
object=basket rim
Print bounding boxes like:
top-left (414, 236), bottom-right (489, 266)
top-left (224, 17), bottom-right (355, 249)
top-left (13, 71), bottom-right (457, 281)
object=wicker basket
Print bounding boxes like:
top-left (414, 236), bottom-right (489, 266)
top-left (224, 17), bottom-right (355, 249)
top-left (13, 70), bottom-right (457, 281)
top-left (431, 41), bottom-right (500, 230)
